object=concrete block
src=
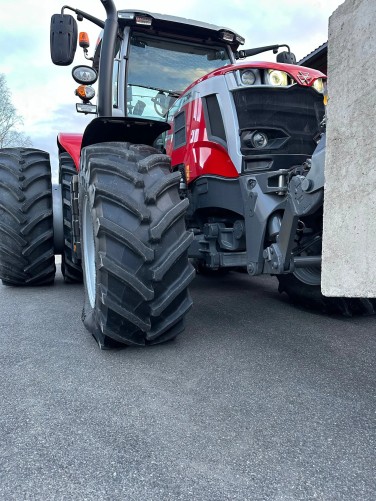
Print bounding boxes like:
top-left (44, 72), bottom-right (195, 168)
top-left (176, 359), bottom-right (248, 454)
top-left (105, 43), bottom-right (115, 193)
top-left (322, 0), bottom-right (376, 297)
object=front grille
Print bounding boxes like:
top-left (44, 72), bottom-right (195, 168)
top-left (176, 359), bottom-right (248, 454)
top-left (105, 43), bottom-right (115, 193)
top-left (233, 86), bottom-right (325, 162)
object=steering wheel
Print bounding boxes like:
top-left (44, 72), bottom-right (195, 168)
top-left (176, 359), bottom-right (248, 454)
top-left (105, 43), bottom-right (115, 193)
top-left (152, 92), bottom-right (172, 117)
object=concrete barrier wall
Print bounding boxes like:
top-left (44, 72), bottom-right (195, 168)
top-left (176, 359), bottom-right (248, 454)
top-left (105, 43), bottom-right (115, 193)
top-left (321, 0), bottom-right (376, 297)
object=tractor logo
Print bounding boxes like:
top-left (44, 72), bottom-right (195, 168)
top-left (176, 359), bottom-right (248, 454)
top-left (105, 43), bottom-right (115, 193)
top-left (296, 71), bottom-right (312, 85)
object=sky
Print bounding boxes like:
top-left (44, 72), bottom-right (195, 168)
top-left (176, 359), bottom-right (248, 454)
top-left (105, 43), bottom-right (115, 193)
top-left (0, 0), bottom-right (343, 177)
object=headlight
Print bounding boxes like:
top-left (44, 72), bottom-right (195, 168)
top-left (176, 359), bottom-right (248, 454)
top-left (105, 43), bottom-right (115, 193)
top-left (251, 131), bottom-right (268, 149)
top-left (72, 65), bottom-right (98, 85)
top-left (267, 70), bottom-right (289, 86)
top-left (247, 131), bottom-right (268, 149)
top-left (220, 30), bottom-right (235, 42)
top-left (313, 78), bottom-right (324, 93)
top-left (241, 70), bottom-right (257, 85)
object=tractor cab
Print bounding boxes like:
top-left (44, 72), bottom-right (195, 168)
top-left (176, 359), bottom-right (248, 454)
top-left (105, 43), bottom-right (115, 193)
top-left (106, 11), bottom-right (244, 121)
top-left (51, 8), bottom-right (244, 122)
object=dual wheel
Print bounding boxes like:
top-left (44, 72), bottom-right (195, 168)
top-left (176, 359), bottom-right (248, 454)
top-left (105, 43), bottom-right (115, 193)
top-left (0, 144), bottom-right (195, 347)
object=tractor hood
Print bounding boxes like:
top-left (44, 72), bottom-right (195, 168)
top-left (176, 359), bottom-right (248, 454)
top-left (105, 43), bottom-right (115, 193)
top-left (184, 61), bottom-right (326, 94)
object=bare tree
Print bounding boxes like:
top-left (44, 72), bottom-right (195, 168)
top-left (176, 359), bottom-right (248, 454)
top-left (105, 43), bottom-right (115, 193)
top-left (0, 74), bottom-right (32, 148)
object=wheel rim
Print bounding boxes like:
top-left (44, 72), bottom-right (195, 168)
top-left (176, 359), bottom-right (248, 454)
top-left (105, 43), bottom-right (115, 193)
top-left (293, 264), bottom-right (321, 286)
top-left (82, 196), bottom-right (96, 308)
top-left (293, 233), bottom-right (322, 286)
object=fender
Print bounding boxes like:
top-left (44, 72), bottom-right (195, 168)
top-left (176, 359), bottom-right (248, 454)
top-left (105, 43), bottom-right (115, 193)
top-left (58, 117), bottom-right (170, 171)
top-left (81, 117), bottom-right (170, 151)
top-left (57, 133), bottom-right (83, 170)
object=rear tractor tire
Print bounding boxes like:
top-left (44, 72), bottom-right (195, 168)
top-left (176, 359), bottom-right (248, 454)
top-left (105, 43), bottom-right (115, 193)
top-left (79, 142), bottom-right (195, 348)
top-left (277, 231), bottom-right (376, 316)
top-left (59, 152), bottom-right (83, 283)
top-left (0, 148), bottom-right (55, 285)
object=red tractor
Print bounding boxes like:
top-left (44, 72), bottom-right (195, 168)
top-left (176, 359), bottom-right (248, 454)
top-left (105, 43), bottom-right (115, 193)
top-left (1, 1), bottom-right (374, 348)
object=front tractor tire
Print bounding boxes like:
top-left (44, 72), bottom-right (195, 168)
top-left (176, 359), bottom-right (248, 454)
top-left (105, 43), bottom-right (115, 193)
top-left (59, 152), bottom-right (83, 283)
top-left (0, 148), bottom-right (56, 285)
top-left (79, 142), bottom-right (195, 348)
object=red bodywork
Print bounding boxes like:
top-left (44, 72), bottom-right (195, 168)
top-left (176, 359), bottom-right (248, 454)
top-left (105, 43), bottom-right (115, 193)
top-left (164, 96), bottom-right (239, 183)
top-left (58, 133), bottom-right (82, 170)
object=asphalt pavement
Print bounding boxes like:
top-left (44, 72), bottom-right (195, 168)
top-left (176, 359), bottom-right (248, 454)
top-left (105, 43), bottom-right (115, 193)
top-left (0, 267), bottom-right (375, 501)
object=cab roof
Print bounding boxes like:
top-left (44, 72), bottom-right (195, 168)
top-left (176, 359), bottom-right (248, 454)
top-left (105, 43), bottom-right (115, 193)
top-left (117, 10), bottom-right (245, 50)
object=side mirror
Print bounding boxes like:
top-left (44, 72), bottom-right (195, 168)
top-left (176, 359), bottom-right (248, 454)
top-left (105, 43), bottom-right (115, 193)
top-left (277, 51), bottom-right (296, 65)
top-left (50, 14), bottom-right (78, 66)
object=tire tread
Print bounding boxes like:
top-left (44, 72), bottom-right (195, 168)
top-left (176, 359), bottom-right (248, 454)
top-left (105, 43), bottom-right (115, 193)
top-left (79, 142), bottom-right (194, 346)
top-left (0, 148), bottom-right (55, 286)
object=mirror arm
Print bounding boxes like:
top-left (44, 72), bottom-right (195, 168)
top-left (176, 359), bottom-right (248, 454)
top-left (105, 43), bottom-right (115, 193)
top-left (61, 5), bottom-right (105, 29)
top-left (235, 44), bottom-right (292, 59)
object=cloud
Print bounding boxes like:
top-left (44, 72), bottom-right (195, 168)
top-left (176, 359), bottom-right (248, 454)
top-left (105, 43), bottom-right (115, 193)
top-left (179, 0), bottom-right (340, 60)
top-left (30, 103), bottom-right (92, 180)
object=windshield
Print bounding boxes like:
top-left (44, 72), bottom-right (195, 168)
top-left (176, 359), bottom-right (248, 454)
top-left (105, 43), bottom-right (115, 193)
top-left (126, 33), bottom-right (231, 121)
